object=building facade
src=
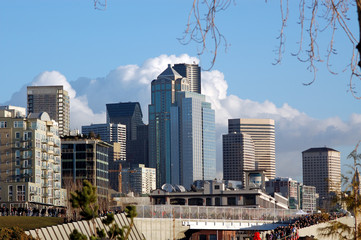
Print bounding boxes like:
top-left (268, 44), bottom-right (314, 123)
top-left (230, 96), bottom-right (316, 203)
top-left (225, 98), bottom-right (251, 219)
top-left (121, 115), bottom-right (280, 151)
top-left (82, 123), bottom-right (126, 161)
top-left (0, 109), bottom-right (67, 208)
top-left (170, 91), bottom-right (216, 188)
top-left (227, 119), bottom-right (276, 179)
top-left (122, 164), bottom-right (156, 195)
top-left (302, 147), bottom-right (341, 201)
top-left (172, 63), bottom-right (201, 94)
top-left (266, 178), bottom-right (299, 209)
top-left (298, 184), bottom-right (317, 213)
top-left (223, 132), bottom-right (255, 185)
top-left (27, 86), bottom-right (70, 137)
top-left (106, 102), bottom-right (148, 166)
top-left (61, 137), bottom-right (111, 201)
top-left (149, 64), bottom-right (189, 187)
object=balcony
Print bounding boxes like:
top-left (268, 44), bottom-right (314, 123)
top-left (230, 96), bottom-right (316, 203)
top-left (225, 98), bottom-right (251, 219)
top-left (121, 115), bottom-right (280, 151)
top-left (47, 132), bottom-right (53, 137)
top-left (47, 141), bottom-right (54, 146)
top-left (54, 159), bottom-right (61, 165)
top-left (29, 190), bottom-right (37, 195)
top-left (53, 166), bottom-right (60, 173)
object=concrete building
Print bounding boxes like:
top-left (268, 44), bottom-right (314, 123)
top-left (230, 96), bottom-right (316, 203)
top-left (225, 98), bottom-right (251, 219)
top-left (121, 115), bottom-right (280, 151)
top-left (266, 178), bottom-right (299, 209)
top-left (27, 86), bottom-right (70, 137)
top-left (61, 136), bottom-right (112, 201)
top-left (298, 184), bottom-right (318, 213)
top-left (173, 63), bottom-right (201, 94)
top-left (302, 147), bottom-right (341, 202)
top-left (170, 91), bottom-right (216, 188)
top-left (0, 109), bottom-right (67, 208)
top-left (223, 131), bottom-right (255, 185)
top-left (150, 180), bottom-right (288, 209)
top-left (0, 105), bottom-right (26, 118)
top-left (122, 164), bottom-right (156, 195)
top-left (227, 119), bottom-right (276, 179)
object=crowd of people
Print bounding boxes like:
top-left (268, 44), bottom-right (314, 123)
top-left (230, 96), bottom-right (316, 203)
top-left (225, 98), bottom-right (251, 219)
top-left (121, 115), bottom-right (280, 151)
top-left (255, 212), bottom-right (346, 240)
top-left (0, 206), bottom-right (66, 217)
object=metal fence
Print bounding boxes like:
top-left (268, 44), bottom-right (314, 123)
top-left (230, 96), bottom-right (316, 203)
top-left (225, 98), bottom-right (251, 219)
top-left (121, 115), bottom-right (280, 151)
top-left (136, 205), bottom-right (299, 222)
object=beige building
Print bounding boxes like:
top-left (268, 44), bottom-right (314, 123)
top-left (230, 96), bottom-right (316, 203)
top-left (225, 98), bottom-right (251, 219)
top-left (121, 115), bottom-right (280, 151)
top-left (27, 85), bottom-right (70, 137)
top-left (227, 119), bottom-right (276, 179)
top-left (0, 109), bottom-right (67, 208)
top-left (302, 147), bottom-right (341, 202)
top-left (223, 132), bottom-right (255, 185)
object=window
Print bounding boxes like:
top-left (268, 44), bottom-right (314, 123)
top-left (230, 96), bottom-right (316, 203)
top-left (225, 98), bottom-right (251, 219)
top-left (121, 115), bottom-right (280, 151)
top-left (14, 121), bottom-right (23, 128)
top-left (0, 121), bottom-right (7, 128)
top-left (15, 132), bottom-right (20, 139)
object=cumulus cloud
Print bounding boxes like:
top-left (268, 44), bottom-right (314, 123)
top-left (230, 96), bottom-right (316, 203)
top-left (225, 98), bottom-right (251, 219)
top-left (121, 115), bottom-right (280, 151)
top-left (4, 54), bottom-right (361, 181)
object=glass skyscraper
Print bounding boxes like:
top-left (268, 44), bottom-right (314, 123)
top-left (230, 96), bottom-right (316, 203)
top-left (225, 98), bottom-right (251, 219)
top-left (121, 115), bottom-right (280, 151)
top-left (149, 64), bottom-right (216, 188)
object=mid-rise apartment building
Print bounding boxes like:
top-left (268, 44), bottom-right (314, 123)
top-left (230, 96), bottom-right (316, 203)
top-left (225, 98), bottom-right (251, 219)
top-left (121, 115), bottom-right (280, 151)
top-left (61, 136), bottom-right (111, 201)
top-left (0, 109), bottom-right (67, 208)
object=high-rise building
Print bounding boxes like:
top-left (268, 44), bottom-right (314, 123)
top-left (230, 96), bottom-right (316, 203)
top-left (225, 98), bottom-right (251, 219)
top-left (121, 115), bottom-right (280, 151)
top-left (170, 91), bottom-right (216, 188)
top-left (227, 119), bottom-right (276, 179)
top-left (223, 132), bottom-right (255, 185)
top-left (173, 63), bottom-right (201, 94)
top-left (122, 164), bottom-right (156, 195)
top-left (149, 64), bottom-right (216, 188)
top-left (302, 147), bottom-right (341, 201)
top-left (0, 109), bottom-right (67, 208)
top-left (149, 64), bottom-right (189, 187)
top-left (266, 177), bottom-right (299, 209)
top-left (106, 102), bottom-right (144, 141)
top-left (106, 102), bottom-right (148, 166)
top-left (82, 123), bottom-right (126, 161)
top-left (61, 136), bottom-right (112, 201)
top-left (27, 86), bottom-right (70, 137)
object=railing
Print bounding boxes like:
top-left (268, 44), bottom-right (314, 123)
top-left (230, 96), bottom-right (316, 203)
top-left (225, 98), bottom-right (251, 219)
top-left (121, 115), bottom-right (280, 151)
top-left (135, 205), bottom-right (299, 221)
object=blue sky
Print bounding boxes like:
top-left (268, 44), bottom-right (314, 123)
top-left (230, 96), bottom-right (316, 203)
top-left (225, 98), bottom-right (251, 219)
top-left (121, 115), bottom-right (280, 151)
top-left (1, 1), bottom-right (360, 181)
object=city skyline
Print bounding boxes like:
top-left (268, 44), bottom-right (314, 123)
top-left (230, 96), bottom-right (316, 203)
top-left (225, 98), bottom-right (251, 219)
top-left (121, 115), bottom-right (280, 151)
top-left (1, 2), bottom-right (361, 182)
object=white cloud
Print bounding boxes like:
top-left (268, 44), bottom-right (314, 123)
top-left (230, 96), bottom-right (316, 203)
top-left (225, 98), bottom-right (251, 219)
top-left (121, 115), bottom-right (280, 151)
top-left (4, 54), bottom-right (361, 181)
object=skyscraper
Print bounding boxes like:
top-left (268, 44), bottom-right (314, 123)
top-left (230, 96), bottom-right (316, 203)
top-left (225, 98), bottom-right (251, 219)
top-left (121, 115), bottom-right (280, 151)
top-left (223, 131), bottom-right (255, 185)
top-left (149, 64), bottom-right (216, 188)
top-left (170, 91), bottom-right (216, 188)
top-left (227, 119), bottom-right (275, 179)
top-left (173, 63), bottom-right (201, 94)
top-left (0, 108), bottom-right (67, 208)
top-left (106, 102), bottom-right (148, 166)
top-left (106, 102), bottom-right (144, 141)
top-left (27, 86), bottom-right (70, 137)
top-left (149, 64), bottom-right (189, 187)
top-left (302, 147), bottom-right (341, 200)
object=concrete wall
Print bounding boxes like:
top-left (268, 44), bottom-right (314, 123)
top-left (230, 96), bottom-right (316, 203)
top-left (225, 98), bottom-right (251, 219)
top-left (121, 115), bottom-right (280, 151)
top-left (25, 213), bottom-right (145, 240)
top-left (134, 218), bottom-right (189, 240)
top-left (298, 216), bottom-right (354, 240)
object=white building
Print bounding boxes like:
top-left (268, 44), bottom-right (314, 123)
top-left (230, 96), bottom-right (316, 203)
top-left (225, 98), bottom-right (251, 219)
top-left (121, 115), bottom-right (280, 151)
top-left (122, 164), bottom-right (156, 195)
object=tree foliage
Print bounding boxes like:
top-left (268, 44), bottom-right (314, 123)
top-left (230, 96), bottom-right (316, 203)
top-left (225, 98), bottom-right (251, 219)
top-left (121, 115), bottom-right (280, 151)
top-left (0, 226), bottom-right (35, 240)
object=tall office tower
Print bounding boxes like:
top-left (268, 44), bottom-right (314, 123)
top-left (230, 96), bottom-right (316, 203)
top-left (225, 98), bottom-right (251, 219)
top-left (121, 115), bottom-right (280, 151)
top-left (228, 119), bottom-right (276, 179)
top-left (149, 64), bottom-right (190, 187)
top-left (106, 102), bottom-right (144, 141)
top-left (223, 132), bottom-right (255, 185)
top-left (302, 147), bottom-right (341, 201)
top-left (173, 63), bottom-right (201, 94)
top-left (170, 91), bottom-right (216, 188)
top-left (0, 109), bottom-right (67, 208)
top-left (61, 136), bottom-right (111, 201)
top-left (106, 102), bottom-right (148, 167)
top-left (82, 123), bottom-right (126, 161)
top-left (27, 86), bottom-right (70, 137)
top-left (122, 164), bottom-right (156, 195)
